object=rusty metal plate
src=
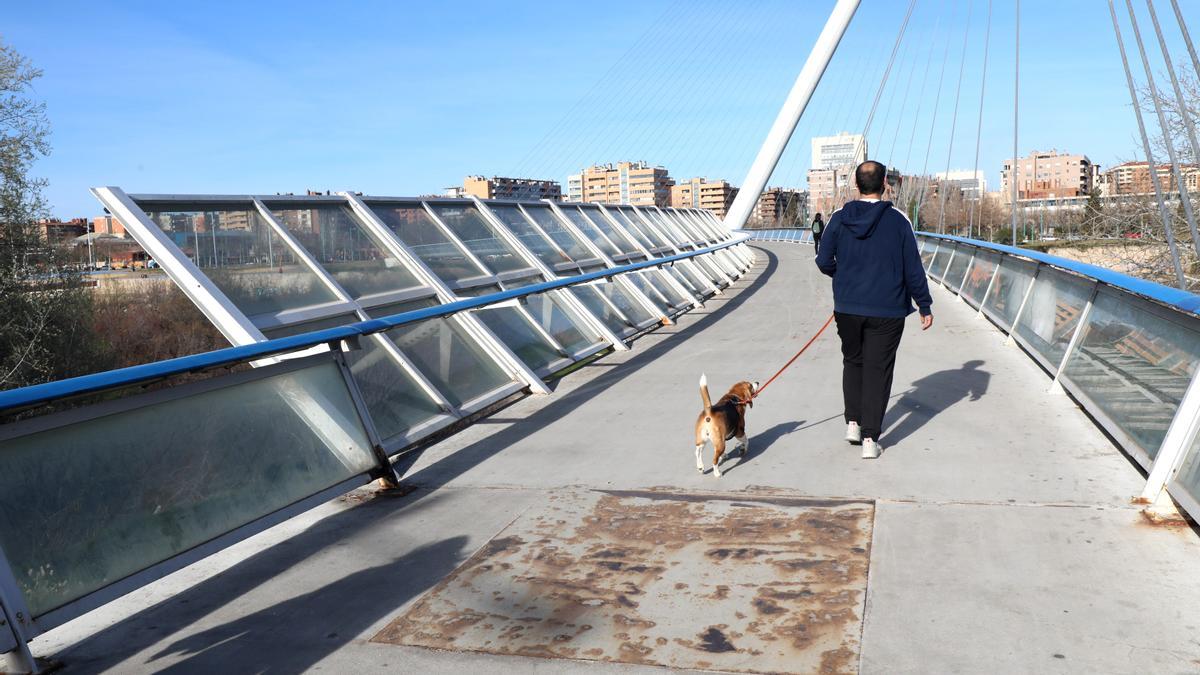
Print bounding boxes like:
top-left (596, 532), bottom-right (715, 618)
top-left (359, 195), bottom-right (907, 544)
top-left (373, 489), bottom-right (873, 674)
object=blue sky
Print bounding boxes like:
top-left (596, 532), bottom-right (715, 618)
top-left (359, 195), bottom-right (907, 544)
top-left (5, 0), bottom-right (1197, 217)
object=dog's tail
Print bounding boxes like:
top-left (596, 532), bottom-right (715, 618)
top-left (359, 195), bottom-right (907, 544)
top-left (699, 373), bottom-right (713, 421)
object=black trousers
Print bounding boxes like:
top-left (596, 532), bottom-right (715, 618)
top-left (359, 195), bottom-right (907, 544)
top-left (835, 312), bottom-right (906, 441)
top-left (813, 233), bottom-right (821, 254)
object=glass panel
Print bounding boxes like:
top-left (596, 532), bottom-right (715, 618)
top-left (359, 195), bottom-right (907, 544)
top-left (625, 272), bottom-right (670, 310)
top-left (429, 203), bottom-right (533, 275)
top-left (369, 300), bottom-right (513, 407)
top-left (521, 204), bottom-right (596, 262)
top-left (920, 242), bottom-right (938, 269)
top-left (488, 204), bottom-right (572, 267)
top-left (944, 248), bottom-right (973, 291)
top-left (368, 202), bottom-right (489, 284)
top-left (604, 279), bottom-right (659, 325)
top-left (1015, 269), bottom-right (1095, 366)
top-left (270, 203), bottom-right (421, 299)
top-left (961, 251), bottom-right (999, 305)
top-left (643, 270), bottom-right (690, 309)
top-left (580, 205), bottom-right (639, 254)
top-left (679, 261), bottom-right (714, 291)
top-left (612, 208), bottom-right (658, 249)
top-left (694, 255), bottom-right (728, 284)
top-left (263, 317), bottom-right (444, 442)
top-left (666, 265), bottom-right (701, 294)
top-left (142, 205), bottom-right (337, 317)
top-left (524, 293), bottom-right (598, 353)
top-left (561, 207), bottom-right (622, 257)
top-left (930, 244), bottom-right (954, 279)
top-left (646, 210), bottom-right (688, 248)
top-left (0, 360), bottom-right (376, 617)
top-left (476, 306), bottom-right (564, 373)
top-left (1062, 292), bottom-right (1200, 457)
top-left (570, 286), bottom-right (633, 334)
top-left (983, 258), bottom-right (1036, 328)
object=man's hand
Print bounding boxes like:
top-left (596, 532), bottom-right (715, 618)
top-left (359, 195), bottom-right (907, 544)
top-left (921, 313), bottom-right (933, 331)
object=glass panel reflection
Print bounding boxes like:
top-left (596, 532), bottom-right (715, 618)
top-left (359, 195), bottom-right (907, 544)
top-left (369, 202), bottom-right (489, 284)
top-left (1015, 269), bottom-right (1095, 366)
top-left (429, 203), bottom-right (533, 275)
top-left (580, 205), bottom-right (639, 254)
top-left (983, 258), bottom-right (1036, 328)
top-left (369, 300), bottom-right (513, 407)
top-left (270, 203), bottom-right (421, 299)
top-left (263, 316), bottom-right (444, 442)
top-left (521, 204), bottom-right (596, 262)
top-left (524, 293), bottom-right (598, 354)
top-left (0, 360), bottom-right (376, 617)
top-left (488, 205), bottom-right (573, 266)
top-left (1062, 292), bottom-right (1200, 457)
top-left (142, 205), bottom-right (337, 317)
top-left (944, 248), bottom-right (973, 291)
top-left (961, 251), bottom-right (998, 305)
top-left (570, 286), bottom-right (633, 334)
top-left (561, 207), bottom-right (622, 257)
top-left (476, 306), bottom-right (564, 373)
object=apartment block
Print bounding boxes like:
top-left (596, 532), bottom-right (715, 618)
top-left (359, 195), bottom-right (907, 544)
top-left (461, 175), bottom-right (562, 201)
top-left (754, 187), bottom-right (808, 226)
top-left (1000, 150), bottom-right (1094, 202)
top-left (1101, 161), bottom-right (1200, 196)
top-left (807, 166), bottom-right (854, 217)
top-left (567, 161), bottom-right (673, 206)
top-left (670, 177), bottom-right (738, 218)
top-left (812, 132), bottom-right (867, 170)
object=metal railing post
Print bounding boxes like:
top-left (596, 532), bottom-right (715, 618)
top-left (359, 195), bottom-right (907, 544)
top-left (1141, 368), bottom-right (1200, 501)
top-left (329, 343), bottom-right (401, 486)
top-left (0, 543), bottom-right (37, 673)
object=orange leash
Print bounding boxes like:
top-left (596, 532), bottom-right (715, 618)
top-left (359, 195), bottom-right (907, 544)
top-left (751, 313), bottom-right (836, 400)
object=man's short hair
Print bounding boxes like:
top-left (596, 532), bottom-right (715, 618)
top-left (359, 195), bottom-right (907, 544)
top-left (855, 160), bottom-right (887, 195)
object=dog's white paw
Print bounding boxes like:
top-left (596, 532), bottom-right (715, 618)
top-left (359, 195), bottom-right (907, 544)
top-left (696, 465), bottom-right (704, 473)
top-left (713, 465), bottom-right (722, 478)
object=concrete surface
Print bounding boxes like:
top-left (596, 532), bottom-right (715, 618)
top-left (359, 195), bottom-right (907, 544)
top-left (23, 242), bottom-right (1200, 674)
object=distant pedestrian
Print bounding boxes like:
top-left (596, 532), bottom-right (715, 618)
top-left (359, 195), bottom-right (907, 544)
top-left (811, 212), bottom-right (825, 254)
top-left (814, 160), bottom-right (933, 459)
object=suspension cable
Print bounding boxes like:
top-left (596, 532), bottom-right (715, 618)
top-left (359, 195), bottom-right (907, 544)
top-left (1168, 0), bottom-right (1200, 84)
top-left (1010, 0), bottom-right (1020, 246)
top-left (1108, 0), bottom-right (1187, 287)
top-left (1146, 0), bottom-right (1200, 168)
top-left (914, 0), bottom-right (959, 230)
top-left (967, 0), bottom-right (992, 239)
top-left (1124, 0), bottom-right (1200, 261)
top-left (936, 0), bottom-right (976, 234)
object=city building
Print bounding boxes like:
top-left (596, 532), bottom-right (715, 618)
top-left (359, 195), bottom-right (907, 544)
top-left (37, 218), bottom-right (89, 245)
top-left (812, 132), bottom-right (867, 170)
top-left (933, 170), bottom-right (988, 200)
top-left (670, 177), bottom-right (738, 218)
top-left (567, 161), bottom-right (674, 206)
top-left (1000, 150), bottom-right (1094, 202)
top-left (1101, 161), bottom-right (1200, 196)
top-left (457, 175), bottom-right (562, 202)
top-left (806, 166), bottom-right (852, 217)
top-left (754, 187), bottom-right (808, 227)
top-left (91, 214), bottom-right (127, 238)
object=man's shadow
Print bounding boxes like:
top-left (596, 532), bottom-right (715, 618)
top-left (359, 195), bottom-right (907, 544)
top-left (880, 360), bottom-right (990, 447)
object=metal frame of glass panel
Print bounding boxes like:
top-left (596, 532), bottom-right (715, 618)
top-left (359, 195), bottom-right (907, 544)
top-left (625, 206), bottom-right (722, 296)
top-left (593, 205), bottom-right (703, 311)
top-left (93, 188), bottom-right (539, 435)
top-left (545, 201), bottom-right (670, 328)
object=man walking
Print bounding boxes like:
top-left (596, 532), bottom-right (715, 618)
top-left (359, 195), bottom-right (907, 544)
top-left (815, 161), bottom-right (933, 459)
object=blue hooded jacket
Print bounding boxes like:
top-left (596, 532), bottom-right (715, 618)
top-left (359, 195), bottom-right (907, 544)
top-left (814, 200), bottom-right (933, 318)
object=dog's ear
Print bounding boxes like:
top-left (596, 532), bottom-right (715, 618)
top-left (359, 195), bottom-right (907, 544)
top-left (737, 382), bottom-right (754, 408)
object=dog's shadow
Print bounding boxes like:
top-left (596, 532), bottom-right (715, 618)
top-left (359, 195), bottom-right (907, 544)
top-left (719, 419), bottom-right (805, 474)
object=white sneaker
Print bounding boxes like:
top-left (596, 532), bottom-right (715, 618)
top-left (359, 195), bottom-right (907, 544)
top-left (845, 421), bottom-right (862, 444)
top-left (862, 438), bottom-right (882, 459)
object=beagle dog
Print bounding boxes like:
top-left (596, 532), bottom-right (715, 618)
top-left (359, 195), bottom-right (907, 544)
top-left (694, 374), bottom-right (759, 477)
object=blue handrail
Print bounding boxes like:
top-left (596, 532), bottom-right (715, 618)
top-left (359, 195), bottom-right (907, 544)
top-left (920, 233), bottom-right (1200, 316)
top-left (0, 237), bottom-right (747, 413)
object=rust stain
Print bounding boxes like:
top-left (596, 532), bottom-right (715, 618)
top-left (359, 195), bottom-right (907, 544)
top-left (373, 489), bottom-right (873, 674)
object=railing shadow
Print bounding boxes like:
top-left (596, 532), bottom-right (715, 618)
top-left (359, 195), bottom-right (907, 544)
top-left (46, 246), bottom-right (776, 668)
top-left (880, 360), bottom-right (991, 448)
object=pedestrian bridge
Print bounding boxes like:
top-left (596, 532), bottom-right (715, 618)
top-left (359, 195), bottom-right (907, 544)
top-left (2, 194), bottom-right (1199, 672)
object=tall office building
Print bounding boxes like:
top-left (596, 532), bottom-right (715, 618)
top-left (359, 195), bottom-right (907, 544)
top-left (812, 132), bottom-right (867, 170)
top-left (669, 177), bottom-right (738, 218)
top-left (567, 162), bottom-right (674, 206)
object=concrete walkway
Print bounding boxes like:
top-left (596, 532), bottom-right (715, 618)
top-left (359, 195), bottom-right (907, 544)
top-left (30, 242), bottom-right (1200, 674)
